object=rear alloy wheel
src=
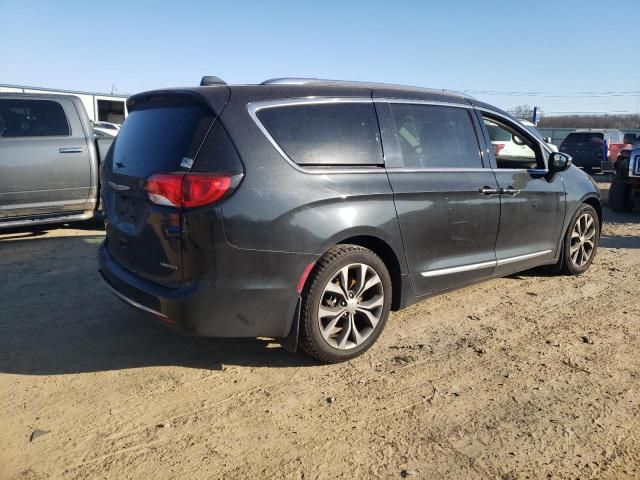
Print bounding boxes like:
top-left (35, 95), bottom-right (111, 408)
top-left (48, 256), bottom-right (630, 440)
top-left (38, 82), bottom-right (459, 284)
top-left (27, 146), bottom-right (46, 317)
top-left (299, 245), bottom-right (392, 363)
top-left (561, 204), bottom-right (600, 275)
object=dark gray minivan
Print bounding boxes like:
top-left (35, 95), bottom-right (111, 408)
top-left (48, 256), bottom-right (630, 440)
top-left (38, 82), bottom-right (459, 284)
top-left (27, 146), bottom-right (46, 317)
top-left (98, 77), bottom-right (601, 362)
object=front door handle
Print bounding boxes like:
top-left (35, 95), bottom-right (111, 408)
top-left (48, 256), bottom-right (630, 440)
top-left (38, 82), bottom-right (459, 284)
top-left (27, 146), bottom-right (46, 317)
top-left (479, 186), bottom-right (501, 195)
top-left (59, 147), bottom-right (83, 154)
top-left (502, 187), bottom-right (521, 196)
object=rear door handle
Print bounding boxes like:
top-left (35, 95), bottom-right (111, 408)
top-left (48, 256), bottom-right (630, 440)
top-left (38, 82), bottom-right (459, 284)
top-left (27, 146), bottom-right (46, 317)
top-left (479, 186), bottom-right (501, 195)
top-left (502, 187), bottom-right (521, 196)
top-left (59, 147), bottom-right (83, 154)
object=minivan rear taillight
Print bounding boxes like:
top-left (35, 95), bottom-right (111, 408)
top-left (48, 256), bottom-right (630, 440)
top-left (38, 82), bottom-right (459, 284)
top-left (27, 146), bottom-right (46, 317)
top-left (145, 173), bottom-right (232, 208)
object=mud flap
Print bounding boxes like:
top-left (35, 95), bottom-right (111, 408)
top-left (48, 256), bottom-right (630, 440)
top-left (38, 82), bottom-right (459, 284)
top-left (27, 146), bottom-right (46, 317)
top-left (279, 297), bottom-right (301, 353)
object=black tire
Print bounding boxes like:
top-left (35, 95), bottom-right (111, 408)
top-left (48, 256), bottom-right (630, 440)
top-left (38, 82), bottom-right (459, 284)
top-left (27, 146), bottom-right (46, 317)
top-left (299, 245), bottom-right (392, 363)
top-left (608, 180), bottom-right (633, 212)
top-left (559, 204), bottom-right (600, 275)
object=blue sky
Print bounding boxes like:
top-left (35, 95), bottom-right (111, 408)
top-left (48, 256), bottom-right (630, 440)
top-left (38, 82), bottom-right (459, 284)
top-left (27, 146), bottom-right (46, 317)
top-left (1, 0), bottom-right (639, 115)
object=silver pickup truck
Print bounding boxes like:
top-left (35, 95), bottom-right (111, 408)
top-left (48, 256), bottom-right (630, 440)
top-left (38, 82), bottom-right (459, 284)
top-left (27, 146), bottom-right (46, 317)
top-left (0, 93), bottom-right (114, 228)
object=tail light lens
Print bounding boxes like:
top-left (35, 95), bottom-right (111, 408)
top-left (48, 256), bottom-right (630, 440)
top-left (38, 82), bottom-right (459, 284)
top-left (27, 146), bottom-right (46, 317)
top-left (145, 173), bottom-right (233, 208)
top-left (494, 143), bottom-right (505, 156)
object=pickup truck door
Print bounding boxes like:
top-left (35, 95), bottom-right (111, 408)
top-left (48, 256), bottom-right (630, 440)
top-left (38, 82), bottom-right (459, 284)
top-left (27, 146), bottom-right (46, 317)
top-left (0, 97), bottom-right (92, 218)
top-left (475, 110), bottom-right (566, 275)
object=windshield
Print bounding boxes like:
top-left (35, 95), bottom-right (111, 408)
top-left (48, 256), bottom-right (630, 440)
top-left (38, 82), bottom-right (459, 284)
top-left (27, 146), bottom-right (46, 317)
top-left (523, 124), bottom-right (544, 141)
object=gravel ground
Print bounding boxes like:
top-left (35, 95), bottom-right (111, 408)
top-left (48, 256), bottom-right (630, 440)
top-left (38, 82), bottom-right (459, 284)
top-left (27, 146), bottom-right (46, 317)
top-left (1, 206), bottom-right (639, 480)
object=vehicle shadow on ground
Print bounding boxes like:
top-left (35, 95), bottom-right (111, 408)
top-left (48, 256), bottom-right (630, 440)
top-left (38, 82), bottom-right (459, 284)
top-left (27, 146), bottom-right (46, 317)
top-left (0, 232), bottom-right (319, 376)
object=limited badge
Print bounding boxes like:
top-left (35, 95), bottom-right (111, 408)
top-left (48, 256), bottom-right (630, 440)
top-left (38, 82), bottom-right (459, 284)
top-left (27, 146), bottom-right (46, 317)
top-left (180, 157), bottom-right (194, 169)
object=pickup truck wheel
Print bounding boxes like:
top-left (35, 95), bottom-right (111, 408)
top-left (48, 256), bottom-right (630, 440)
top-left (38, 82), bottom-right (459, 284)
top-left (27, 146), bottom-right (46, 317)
top-left (609, 180), bottom-right (633, 212)
top-left (298, 245), bottom-right (392, 363)
top-left (560, 204), bottom-right (600, 275)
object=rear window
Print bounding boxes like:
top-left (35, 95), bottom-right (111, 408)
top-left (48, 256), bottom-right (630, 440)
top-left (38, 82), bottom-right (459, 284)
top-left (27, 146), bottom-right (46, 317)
top-left (256, 102), bottom-right (383, 166)
top-left (111, 105), bottom-right (213, 178)
top-left (0, 99), bottom-right (70, 137)
top-left (563, 132), bottom-right (604, 144)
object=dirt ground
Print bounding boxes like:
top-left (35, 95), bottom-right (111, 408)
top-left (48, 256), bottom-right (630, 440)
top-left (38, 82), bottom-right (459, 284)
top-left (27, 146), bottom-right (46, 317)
top-left (1, 204), bottom-right (639, 480)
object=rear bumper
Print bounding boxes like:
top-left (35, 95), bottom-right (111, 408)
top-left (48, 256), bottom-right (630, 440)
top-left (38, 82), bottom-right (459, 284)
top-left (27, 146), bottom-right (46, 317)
top-left (98, 241), bottom-right (312, 338)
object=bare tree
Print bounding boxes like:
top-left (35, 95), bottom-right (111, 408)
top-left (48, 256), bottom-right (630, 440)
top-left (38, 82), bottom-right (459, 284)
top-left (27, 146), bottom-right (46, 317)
top-left (509, 105), bottom-right (534, 121)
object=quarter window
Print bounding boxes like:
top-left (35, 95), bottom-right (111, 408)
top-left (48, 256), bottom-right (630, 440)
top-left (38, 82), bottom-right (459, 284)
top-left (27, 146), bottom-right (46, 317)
top-left (256, 102), bottom-right (383, 166)
top-left (0, 99), bottom-right (70, 137)
top-left (388, 104), bottom-right (482, 169)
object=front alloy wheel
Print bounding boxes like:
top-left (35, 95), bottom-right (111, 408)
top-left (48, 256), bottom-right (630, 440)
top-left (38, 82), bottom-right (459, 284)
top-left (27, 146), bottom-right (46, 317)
top-left (569, 212), bottom-right (597, 268)
top-left (561, 204), bottom-right (600, 275)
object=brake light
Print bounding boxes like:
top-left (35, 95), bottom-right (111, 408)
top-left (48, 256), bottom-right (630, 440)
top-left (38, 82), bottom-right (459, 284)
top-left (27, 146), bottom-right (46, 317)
top-left (145, 173), bottom-right (232, 208)
top-left (494, 143), bottom-right (505, 156)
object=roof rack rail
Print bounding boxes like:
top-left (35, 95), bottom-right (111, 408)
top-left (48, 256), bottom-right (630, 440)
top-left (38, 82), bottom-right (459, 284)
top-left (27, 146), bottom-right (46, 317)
top-left (260, 78), bottom-right (462, 97)
top-left (261, 78), bottom-right (330, 85)
top-left (262, 77), bottom-right (405, 87)
top-left (200, 76), bottom-right (226, 86)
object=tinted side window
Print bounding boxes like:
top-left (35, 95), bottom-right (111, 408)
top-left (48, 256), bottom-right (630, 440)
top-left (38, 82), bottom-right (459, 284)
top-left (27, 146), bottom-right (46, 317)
top-left (0, 99), bottom-right (70, 137)
top-left (256, 103), bottom-right (383, 166)
top-left (389, 104), bottom-right (482, 168)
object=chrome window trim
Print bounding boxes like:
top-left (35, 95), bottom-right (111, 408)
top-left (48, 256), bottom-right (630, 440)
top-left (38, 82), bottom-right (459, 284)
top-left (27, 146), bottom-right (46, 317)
top-left (491, 168), bottom-right (549, 174)
top-left (247, 97), bottom-right (387, 175)
top-left (420, 250), bottom-right (552, 277)
top-left (374, 98), bottom-right (472, 109)
top-left (387, 167), bottom-right (490, 173)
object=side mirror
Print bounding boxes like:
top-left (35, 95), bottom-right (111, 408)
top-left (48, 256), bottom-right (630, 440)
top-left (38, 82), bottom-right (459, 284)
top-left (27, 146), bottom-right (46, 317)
top-left (545, 136), bottom-right (553, 144)
top-left (549, 152), bottom-right (572, 172)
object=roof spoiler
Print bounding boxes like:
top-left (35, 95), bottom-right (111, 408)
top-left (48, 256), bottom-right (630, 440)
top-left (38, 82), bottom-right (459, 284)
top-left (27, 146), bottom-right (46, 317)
top-left (200, 76), bottom-right (226, 86)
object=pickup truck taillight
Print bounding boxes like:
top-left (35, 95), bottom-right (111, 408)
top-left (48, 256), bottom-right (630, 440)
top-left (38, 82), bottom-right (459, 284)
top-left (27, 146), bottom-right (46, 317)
top-left (145, 173), bottom-right (232, 208)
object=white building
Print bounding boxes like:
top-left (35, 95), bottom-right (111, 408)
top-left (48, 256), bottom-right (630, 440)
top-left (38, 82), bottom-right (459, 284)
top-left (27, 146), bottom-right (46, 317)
top-left (0, 84), bottom-right (128, 124)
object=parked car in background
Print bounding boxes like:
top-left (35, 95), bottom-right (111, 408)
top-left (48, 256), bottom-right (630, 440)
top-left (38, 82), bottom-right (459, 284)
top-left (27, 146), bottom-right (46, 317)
top-left (99, 76), bottom-right (601, 363)
top-left (0, 93), bottom-right (113, 228)
top-left (559, 129), bottom-right (627, 173)
top-left (93, 121), bottom-right (120, 137)
top-left (609, 136), bottom-right (640, 212)
top-left (486, 118), bottom-right (536, 160)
